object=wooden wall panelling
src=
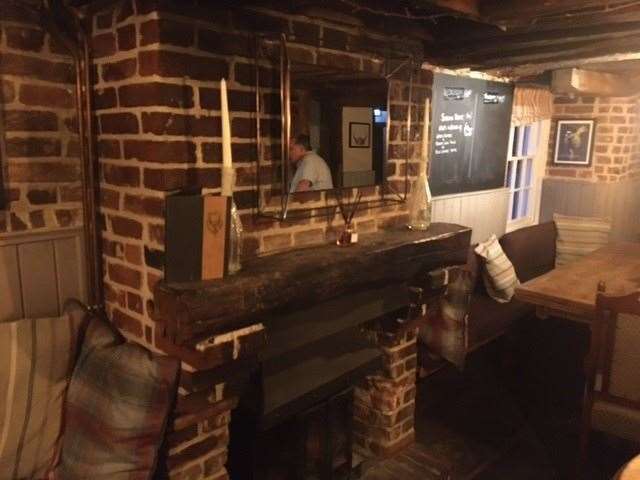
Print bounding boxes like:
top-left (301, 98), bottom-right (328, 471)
top-left (540, 178), bottom-right (640, 241)
top-left (432, 187), bottom-right (510, 243)
top-left (0, 228), bottom-right (86, 322)
top-left (53, 234), bottom-right (87, 312)
top-left (18, 240), bottom-right (59, 318)
top-left (0, 246), bottom-right (23, 321)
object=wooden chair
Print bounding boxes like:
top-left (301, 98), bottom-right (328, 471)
top-left (578, 284), bottom-right (640, 476)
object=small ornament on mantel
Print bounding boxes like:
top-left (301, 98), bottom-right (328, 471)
top-left (335, 190), bottom-right (362, 246)
top-left (407, 97), bottom-right (433, 231)
top-left (220, 78), bottom-right (243, 274)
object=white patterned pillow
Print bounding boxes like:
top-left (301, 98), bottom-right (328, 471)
top-left (554, 214), bottom-right (611, 266)
top-left (475, 235), bottom-right (519, 304)
top-left (0, 302), bottom-right (86, 479)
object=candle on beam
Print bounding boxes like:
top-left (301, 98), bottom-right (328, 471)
top-left (220, 78), bottom-right (233, 196)
top-left (421, 97), bottom-right (430, 164)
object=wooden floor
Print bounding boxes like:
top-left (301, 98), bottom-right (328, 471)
top-left (361, 443), bottom-right (450, 480)
top-left (359, 315), bottom-right (637, 480)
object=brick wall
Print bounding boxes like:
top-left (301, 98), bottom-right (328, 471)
top-left (0, 6), bottom-right (83, 234)
top-left (548, 93), bottom-right (640, 182)
top-left (92, 0), bottom-right (429, 346)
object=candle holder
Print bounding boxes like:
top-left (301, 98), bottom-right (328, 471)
top-left (336, 224), bottom-right (358, 246)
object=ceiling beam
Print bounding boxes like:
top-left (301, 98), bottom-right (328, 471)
top-left (551, 68), bottom-right (640, 96)
top-left (418, 0), bottom-right (480, 17)
top-left (439, 21), bottom-right (640, 59)
top-left (482, 51), bottom-right (640, 78)
top-left (441, 32), bottom-right (640, 70)
top-left (480, 0), bottom-right (639, 25)
top-left (498, 8), bottom-right (640, 31)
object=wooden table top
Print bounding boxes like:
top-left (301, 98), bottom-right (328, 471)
top-left (515, 242), bottom-right (640, 321)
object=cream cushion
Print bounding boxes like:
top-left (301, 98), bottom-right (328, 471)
top-left (0, 304), bottom-right (86, 479)
top-left (474, 234), bottom-right (519, 303)
top-left (554, 213), bottom-right (611, 266)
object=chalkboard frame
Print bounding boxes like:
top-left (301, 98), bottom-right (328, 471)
top-left (429, 73), bottom-right (514, 197)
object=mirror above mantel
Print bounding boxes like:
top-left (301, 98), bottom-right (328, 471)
top-left (254, 35), bottom-right (419, 221)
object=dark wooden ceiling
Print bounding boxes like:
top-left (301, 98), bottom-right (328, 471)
top-left (65, 0), bottom-right (640, 79)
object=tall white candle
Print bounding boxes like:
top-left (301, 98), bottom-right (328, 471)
top-left (220, 78), bottom-right (233, 196)
top-left (421, 97), bottom-right (430, 163)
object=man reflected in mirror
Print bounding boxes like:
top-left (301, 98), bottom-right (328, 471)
top-left (289, 134), bottom-right (334, 192)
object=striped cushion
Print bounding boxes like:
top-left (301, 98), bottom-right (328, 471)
top-left (474, 235), bottom-right (519, 304)
top-left (554, 214), bottom-right (611, 266)
top-left (0, 302), bottom-right (87, 479)
top-left (55, 314), bottom-right (179, 480)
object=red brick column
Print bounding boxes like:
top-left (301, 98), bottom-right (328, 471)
top-left (353, 328), bottom-right (418, 457)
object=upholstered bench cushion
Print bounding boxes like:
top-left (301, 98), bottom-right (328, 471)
top-left (0, 302), bottom-right (87, 479)
top-left (56, 314), bottom-right (179, 480)
top-left (468, 294), bottom-right (534, 348)
top-left (500, 221), bottom-right (557, 283)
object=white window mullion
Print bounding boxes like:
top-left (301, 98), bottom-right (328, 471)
top-left (506, 121), bottom-right (543, 229)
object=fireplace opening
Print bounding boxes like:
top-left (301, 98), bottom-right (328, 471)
top-left (225, 283), bottom-right (414, 479)
top-left (230, 388), bottom-right (356, 480)
top-left (228, 316), bottom-right (386, 480)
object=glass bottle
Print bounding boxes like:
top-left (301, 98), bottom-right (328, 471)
top-left (407, 164), bottom-right (432, 230)
top-left (227, 199), bottom-right (243, 274)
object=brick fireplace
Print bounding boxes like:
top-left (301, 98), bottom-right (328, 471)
top-left (155, 224), bottom-right (471, 479)
top-left (83, 0), bottom-right (436, 478)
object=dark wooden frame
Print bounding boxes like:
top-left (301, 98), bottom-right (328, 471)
top-left (254, 34), bottom-right (417, 221)
top-left (552, 118), bottom-right (596, 167)
top-left (348, 122), bottom-right (371, 148)
top-left (578, 286), bottom-right (640, 476)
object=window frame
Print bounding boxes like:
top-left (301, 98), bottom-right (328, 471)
top-left (505, 122), bottom-right (540, 231)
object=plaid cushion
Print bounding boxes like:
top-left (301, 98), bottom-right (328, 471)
top-left (554, 213), bottom-right (611, 266)
top-left (55, 315), bottom-right (179, 480)
top-left (0, 302), bottom-right (87, 480)
top-left (475, 235), bottom-right (519, 304)
top-left (419, 267), bottom-right (473, 369)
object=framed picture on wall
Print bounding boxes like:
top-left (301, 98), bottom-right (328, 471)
top-left (553, 119), bottom-right (595, 166)
top-left (349, 122), bottom-right (370, 148)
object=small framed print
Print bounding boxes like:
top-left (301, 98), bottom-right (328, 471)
top-left (553, 119), bottom-right (596, 166)
top-left (349, 122), bottom-right (370, 148)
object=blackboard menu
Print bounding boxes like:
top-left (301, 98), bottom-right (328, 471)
top-left (430, 73), bottom-right (514, 196)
